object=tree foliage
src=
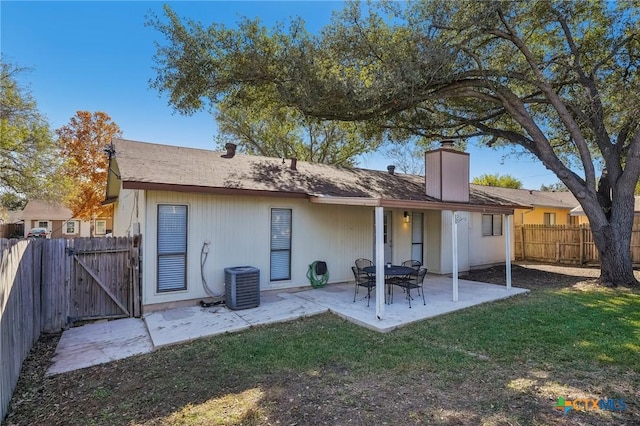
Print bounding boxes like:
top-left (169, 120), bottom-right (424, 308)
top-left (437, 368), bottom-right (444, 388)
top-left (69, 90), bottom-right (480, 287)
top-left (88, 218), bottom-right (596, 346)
top-left (149, 1), bottom-right (640, 285)
top-left (472, 173), bottom-right (522, 189)
top-left (0, 59), bottom-right (65, 202)
top-left (56, 111), bottom-right (121, 220)
top-left (540, 182), bottom-right (569, 192)
top-left (215, 86), bottom-right (381, 165)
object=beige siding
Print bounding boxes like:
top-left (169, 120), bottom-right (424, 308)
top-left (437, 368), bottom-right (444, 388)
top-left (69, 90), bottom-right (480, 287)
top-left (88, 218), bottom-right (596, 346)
top-left (112, 187), bottom-right (145, 237)
top-left (425, 211), bottom-right (441, 273)
top-left (129, 189), bottom-right (510, 308)
top-left (439, 211), bottom-right (470, 274)
top-left (468, 213), bottom-right (511, 268)
top-left (142, 191), bottom-right (382, 307)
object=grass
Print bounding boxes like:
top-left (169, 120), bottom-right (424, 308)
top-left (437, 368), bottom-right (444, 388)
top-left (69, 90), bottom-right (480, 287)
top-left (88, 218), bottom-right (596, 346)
top-left (4, 271), bottom-right (640, 425)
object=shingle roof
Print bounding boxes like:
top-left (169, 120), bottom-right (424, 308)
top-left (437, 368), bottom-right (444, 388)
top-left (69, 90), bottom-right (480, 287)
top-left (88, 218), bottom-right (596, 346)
top-left (110, 138), bottom-right (527, 211)
top-left (469, 184), bottom-right (578, 209)
top-left (20, 200), bottom-right (73, 220)
top-left (570, 196), bottom-right (640, 215)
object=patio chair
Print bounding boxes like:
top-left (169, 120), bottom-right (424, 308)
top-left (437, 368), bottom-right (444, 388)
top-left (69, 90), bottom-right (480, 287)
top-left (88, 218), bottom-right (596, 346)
top-left (401, 259), bottom-right (422, 270)
top-left (355, 258), bottom-right (374, 270)
top-left (352, 266), bottom-right (376, 307)
top-left (397, 268), bottom-right (427, 308)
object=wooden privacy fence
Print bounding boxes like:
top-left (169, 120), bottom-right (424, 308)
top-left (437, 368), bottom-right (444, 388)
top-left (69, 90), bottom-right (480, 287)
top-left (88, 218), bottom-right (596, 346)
top-left (0, 236), bottom-right (140, 422)
top-left (514, 224), bottom-right (640, 265)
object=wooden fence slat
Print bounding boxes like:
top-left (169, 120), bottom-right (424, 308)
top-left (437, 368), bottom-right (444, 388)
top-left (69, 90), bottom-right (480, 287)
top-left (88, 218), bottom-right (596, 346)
top-left (1, 235), bottom-right (141, 422)
top-left (515, 224), bottom-right (640, 265)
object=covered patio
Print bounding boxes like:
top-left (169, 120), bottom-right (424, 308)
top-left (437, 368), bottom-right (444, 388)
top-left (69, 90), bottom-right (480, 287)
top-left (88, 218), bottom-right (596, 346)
top-left (46, 276), bottom-right (528, 375)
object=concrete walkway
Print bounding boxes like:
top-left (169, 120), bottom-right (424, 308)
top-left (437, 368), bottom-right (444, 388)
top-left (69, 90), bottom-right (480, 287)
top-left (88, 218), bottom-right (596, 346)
top-left (46, 278), bottom-right (528, 375)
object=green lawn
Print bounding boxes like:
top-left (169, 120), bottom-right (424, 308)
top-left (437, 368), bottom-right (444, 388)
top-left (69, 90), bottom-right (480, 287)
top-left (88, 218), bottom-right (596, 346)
top-left (5, 277), bottom-right (639, 425)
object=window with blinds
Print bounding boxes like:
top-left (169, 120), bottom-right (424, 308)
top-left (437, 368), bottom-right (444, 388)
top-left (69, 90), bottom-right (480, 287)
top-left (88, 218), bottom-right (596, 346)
top-left (157, 204), bottom-right (187, 292)
top-left (270, 208), bottom-right (291, 281)
top-left (482, 214), bottom-right (503, 236)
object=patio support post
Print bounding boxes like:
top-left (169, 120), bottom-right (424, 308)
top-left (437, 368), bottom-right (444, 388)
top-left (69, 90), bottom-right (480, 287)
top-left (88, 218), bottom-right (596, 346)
top-left (451, 211), bottom-right (459, 302)
top-left (505, 214), bottom-right (512, 289)
top-left (374, 206), bottom-right (385, 319)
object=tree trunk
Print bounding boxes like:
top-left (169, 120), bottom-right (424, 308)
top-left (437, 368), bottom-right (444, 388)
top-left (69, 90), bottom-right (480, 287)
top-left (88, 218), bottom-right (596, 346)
top-left (591, 222), bottom-right (638, 287)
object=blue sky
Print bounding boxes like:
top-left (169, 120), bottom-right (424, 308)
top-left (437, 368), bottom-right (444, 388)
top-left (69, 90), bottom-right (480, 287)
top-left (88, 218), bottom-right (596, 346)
top-left (2, 1), bottom-right (559, 189)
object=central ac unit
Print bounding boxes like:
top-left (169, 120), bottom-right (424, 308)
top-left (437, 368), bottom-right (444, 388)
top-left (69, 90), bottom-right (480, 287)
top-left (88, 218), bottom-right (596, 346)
top-left (224, 266), bottom-right (260, 310)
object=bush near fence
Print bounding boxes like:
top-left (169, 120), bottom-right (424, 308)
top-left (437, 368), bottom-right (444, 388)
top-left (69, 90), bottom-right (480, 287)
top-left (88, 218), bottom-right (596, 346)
top-left (514, 224), bottom-right (640, 265)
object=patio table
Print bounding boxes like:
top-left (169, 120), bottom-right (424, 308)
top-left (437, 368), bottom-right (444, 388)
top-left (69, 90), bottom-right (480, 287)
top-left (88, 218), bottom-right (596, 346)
top-left (362, 265), bottom-right (416, 304)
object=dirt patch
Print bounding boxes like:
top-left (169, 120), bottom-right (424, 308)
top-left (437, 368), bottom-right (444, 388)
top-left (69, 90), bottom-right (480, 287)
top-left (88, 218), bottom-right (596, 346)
top-left (462, 261), bottom-right (604, 290)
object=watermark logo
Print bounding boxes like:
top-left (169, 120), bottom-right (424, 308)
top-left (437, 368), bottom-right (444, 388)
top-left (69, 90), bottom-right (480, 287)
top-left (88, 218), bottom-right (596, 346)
top-left (555, 397), bottom-right (626, 414)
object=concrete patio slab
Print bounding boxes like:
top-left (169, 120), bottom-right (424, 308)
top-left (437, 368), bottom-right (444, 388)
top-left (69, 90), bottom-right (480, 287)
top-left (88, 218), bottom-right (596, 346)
top-left (296, 278), bottom-right (529, 333)
top-left (144, 291), bottom-right (329, 349)
top-left (144, 305), bottom-right (251, 349)
top-left (45, 277), bottom-right (528, 375)
top-left (46, 317), bottom-right (152, 376)
top-left (234, 291), bottom-right (328, 326)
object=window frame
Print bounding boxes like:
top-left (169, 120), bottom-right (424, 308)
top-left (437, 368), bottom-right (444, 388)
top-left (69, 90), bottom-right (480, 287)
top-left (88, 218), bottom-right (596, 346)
top-left (270, 208), bottom-right (292, 281)
top-left (64, 220), bottom-right (77, 235)
top-left (543, 212), bottom-right (556, 225)
top-left (156, 204), bottom-right (188, 293)
top-left (482, 214), bottom-right (503, 236)
top-left (95, 220), bottom-right (107, 235)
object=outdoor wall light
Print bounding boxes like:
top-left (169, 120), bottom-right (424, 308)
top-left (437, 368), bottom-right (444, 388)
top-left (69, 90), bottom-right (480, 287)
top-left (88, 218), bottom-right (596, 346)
top-left (403, 211), bottom-right (410, 223)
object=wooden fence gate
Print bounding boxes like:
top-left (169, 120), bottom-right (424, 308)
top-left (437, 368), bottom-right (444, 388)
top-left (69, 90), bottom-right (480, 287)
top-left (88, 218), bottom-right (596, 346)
top-left (66, 237), bottom-right (141, 322)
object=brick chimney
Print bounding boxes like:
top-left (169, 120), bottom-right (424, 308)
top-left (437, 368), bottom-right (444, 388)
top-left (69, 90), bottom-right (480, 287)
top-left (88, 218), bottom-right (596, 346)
top-left (425, 140), bottom-right (469, 202)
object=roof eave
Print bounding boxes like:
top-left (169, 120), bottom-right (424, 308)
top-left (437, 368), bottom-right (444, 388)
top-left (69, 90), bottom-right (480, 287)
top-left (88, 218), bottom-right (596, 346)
top-left (310, 196), bottom-right (519, 214)
top-left (122, 180), bottom-right (309, 199)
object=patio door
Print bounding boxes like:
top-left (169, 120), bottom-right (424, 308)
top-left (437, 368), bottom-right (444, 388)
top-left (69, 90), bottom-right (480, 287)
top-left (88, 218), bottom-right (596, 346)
top-left (372, 211), bottom-right (393, 264)
top-left (384, 211), bottom-right (392, 263)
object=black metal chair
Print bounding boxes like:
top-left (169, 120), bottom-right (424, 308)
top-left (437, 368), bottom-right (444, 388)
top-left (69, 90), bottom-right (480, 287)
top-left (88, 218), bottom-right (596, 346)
top-left (397, 268), bottom-right (427, 308)
top-left (351, 266), bottom-right (376, 307)
top-left (401, 259), bottom-right (422, 270)
top-left (355, 258), bottom-right (374, 271)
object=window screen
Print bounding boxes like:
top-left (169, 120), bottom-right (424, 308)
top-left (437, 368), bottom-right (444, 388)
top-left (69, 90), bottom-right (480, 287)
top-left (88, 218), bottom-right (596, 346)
top-left (270, 208), bottom-right (291, 281)
top-left (157, 204), bottom-right (187, 292)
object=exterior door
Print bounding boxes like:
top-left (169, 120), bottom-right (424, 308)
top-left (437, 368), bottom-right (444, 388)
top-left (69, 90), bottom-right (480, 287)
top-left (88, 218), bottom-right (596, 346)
top-left (384, 211), bottom-right (392, 263)
top-left (372, 211), bottom-right (393, 264)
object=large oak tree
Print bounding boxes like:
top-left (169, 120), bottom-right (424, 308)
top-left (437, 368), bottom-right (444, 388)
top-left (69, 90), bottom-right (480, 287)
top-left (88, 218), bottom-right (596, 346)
top-left (149, 1), bottom-right (640, 286)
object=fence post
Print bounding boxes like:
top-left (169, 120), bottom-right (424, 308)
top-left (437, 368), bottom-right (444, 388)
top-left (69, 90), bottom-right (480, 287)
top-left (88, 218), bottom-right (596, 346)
top-left (579, 227), bottom-right (585, 265)
top-left (520, 225), bottom-right (525, 260)
top-left (555, 240), bottom-right (560, 263)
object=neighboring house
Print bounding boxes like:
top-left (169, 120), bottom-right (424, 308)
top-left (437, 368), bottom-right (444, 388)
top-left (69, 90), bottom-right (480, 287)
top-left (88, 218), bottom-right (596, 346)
top-left (569, 196), bottom-right (640, 224)
top-left (469, 185), bottom-right (581, 226)
top-left (0, 210), bottom-right (24, 238)
top-left (19, 200), bottom-right (113, 239)
top-left (105, 138), bottom-right (526, 314)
